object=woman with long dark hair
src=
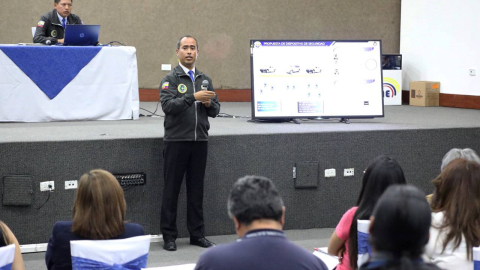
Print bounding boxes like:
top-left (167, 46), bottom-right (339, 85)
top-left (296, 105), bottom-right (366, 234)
top-left (359, 185), bottom-right (440, 270)
top-left (425, 159), bottom-right (480, 269)
top-left (327, 155), bottom-right (406, 270)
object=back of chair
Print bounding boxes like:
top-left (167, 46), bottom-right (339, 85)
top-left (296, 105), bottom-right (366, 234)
top-left (357, 219), bottom-right (371, 268)
top-left (0, 244), bottom-right (15, 270)
top-left (31, 27), bottom-right (36, 38)
top-left (474, 247), bottom-right (480, 270)
top-left (70, 235), bottom-right (150, 270)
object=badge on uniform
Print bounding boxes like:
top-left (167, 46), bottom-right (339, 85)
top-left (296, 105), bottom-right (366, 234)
top-left (177, 84), bottom-right (187, 94)
top-left (51, 30), bottom-right (57, 37)
top-left (161, 82), bottom-right (169, 90)
top-left (37, 21), bottom-right (45, 28)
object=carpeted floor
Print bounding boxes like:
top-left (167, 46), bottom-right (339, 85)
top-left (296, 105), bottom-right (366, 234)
top-left (23, 228), bottom-right (334, 269)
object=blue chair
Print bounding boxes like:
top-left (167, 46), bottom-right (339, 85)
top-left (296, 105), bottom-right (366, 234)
top-left (474, 247), bottom-right (480, 270)
top-left (357, 219), bottom-right (372, 268)
top-left (70, 235), bottom-right (150, 270)
top-left (0, 244), bottom-right (15, 270)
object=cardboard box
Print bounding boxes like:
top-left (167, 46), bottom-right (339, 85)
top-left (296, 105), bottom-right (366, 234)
top-left (409, 81), bottom-right (440, 107)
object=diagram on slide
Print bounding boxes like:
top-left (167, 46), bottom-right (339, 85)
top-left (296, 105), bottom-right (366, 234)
top-left (250, 40), bottom-right (384, 119)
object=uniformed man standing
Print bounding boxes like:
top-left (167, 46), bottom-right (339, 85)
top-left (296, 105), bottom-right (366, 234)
top-left (159, 35), bottom-right (220, 251)
top-left (33, 0), bottom-right (82, 44)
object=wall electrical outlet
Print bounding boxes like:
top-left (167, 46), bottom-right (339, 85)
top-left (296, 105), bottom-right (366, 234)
top-left (65, 180), bottom-right (78, 190)
top-left (469, 69), bottom-right (476, 76)
top-left (161, 64), bottom-right (172, 71)
top-left (344, 168), bottom-right (355, 177)
top-left (325, 168), bottom-right (336, 178)
top-left (40, 181), bottom-right (54, 192)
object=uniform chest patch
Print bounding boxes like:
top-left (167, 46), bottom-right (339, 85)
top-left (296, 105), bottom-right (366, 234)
top-left (51, 30), bottom-right (57, 37)
top-left (177, 84), bottom-right (187, 94)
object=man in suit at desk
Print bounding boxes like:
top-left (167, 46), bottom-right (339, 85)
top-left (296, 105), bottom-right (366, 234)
top-left (33, 0), bottom-right (83, 44)
top-left (195, 175), bottom-right (328, 270)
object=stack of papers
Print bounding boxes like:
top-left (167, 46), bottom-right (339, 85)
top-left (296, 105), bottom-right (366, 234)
top-left (313, 247), bottom-right (339, 270)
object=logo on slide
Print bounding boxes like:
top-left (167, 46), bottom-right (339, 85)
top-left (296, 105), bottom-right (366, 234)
top-left (383, 77), bottom-right (400, 98)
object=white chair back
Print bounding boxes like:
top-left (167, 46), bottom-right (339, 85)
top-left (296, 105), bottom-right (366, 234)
top-left (474, 246), bottom-right (480, 270)
top-left (142, 264), bottom-right (196, 270)
top-left (0, 244), bottom-right (15, 270)
top-left (31, 27), bottom-right (36, 37)
top-left (357, 219), bottom-right (371, 268)
top-left (70, 235), bottom-right (150, 270)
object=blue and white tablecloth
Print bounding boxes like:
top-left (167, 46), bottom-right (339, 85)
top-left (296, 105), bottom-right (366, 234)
top-left (0, 45), bottom-right (139, 122)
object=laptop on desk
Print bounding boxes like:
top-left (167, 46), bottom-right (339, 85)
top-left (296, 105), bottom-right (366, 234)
top-left (63, 25), bottom-right (100, 46)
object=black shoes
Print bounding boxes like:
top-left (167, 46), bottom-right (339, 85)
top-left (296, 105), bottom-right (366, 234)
top-left (163, 240), bottom-right (177, 251)
top-left (163, 237), bottom-right (215, 251)
top-left (190, 237), bottom-right (216, 248)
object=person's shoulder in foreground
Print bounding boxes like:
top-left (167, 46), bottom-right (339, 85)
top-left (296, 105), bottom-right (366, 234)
top-left (195, 230), bottom-right (327, 270)
top-left (122, 222), bottom-right (145, 237)
top-left (360, 261), bottom-right (441, 270)
top-left (194, 175), bottom-right (327, 270)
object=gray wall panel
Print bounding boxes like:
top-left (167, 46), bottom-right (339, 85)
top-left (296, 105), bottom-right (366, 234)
top-left (0, 0), bottom-right (401, 89)
top-left (1, 127), bottom-right (479, 244)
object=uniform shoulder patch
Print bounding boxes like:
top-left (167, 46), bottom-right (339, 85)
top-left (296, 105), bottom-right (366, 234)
top-left (161, 82), bottom-right (169, 90)
top-left (37, 21), bottom-right (45, 28)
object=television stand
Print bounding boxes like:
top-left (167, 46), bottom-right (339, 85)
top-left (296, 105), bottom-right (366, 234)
top-left (292, 119), bottom-right (301, 124)
top-left (339, 118), bottom-right (350, 124)
top-left (248, 118), bottom-right (301, 124)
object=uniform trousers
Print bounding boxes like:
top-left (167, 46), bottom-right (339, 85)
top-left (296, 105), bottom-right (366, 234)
top-left (160, 141), bottom-right (208, 241)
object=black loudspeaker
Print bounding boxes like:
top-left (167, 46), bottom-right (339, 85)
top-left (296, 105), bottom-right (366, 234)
top-left (2, 175), bottom-right (34, 206)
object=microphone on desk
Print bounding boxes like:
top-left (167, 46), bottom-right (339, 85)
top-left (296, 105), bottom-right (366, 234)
top-left (201, 80), bottom-right (209, 91)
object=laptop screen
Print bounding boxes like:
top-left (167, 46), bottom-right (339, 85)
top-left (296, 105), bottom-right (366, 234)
top-left (64, 25), bottom-right (100, 46)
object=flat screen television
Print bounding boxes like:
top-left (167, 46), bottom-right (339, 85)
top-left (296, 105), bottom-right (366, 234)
top-left (250, 40), bottom-right (384, 121)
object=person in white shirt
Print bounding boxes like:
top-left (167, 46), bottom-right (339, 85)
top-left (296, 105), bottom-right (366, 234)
top-left (425, 158), bottom-right (480, 270)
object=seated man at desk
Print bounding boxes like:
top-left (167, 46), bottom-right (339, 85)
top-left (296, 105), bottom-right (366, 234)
top-left (33, 0), bottom-right (83, 44)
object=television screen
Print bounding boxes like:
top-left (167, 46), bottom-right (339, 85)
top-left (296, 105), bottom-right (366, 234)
top-left (250, 40), bottom-right (384, 120)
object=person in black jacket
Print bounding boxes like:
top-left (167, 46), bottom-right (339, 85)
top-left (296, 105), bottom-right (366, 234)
top-left (159, 35), bottom-right (220, 251)
top-left (359, 185), bottom-right (441, 270)
top-left (33, 0), bottom-right (82, 44)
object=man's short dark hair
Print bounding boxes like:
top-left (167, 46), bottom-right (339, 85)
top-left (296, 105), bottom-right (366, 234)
top-left (177, 35), bottom-right (199, 51)
top-left (227, 175), bottom-right (284, 225)
top-left (55, 0), bottom-right (72, 3)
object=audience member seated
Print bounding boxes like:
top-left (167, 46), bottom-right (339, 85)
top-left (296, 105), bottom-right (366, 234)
top-left (426, 148), bottom-right (480, 203)
top-left (328, 155), bottom-right (406, 270)
top-left (195, 175), bottom-right (328, 270)
top-left (425, 159), bottom-right (480, 269)
top-left (0, 221), bottom-right (25, 270)
top-left (359, 185), bottom-right (441, 270)
top-left (45, 169), bottom-right (145, 270)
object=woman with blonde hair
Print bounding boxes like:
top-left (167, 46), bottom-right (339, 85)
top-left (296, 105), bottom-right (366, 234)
top-left (0, 221), bottom-right (25, 270)
top-left (425, 159), bottom-right (480, 269)
top-left (45, 169), bottom-right (144, 270)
